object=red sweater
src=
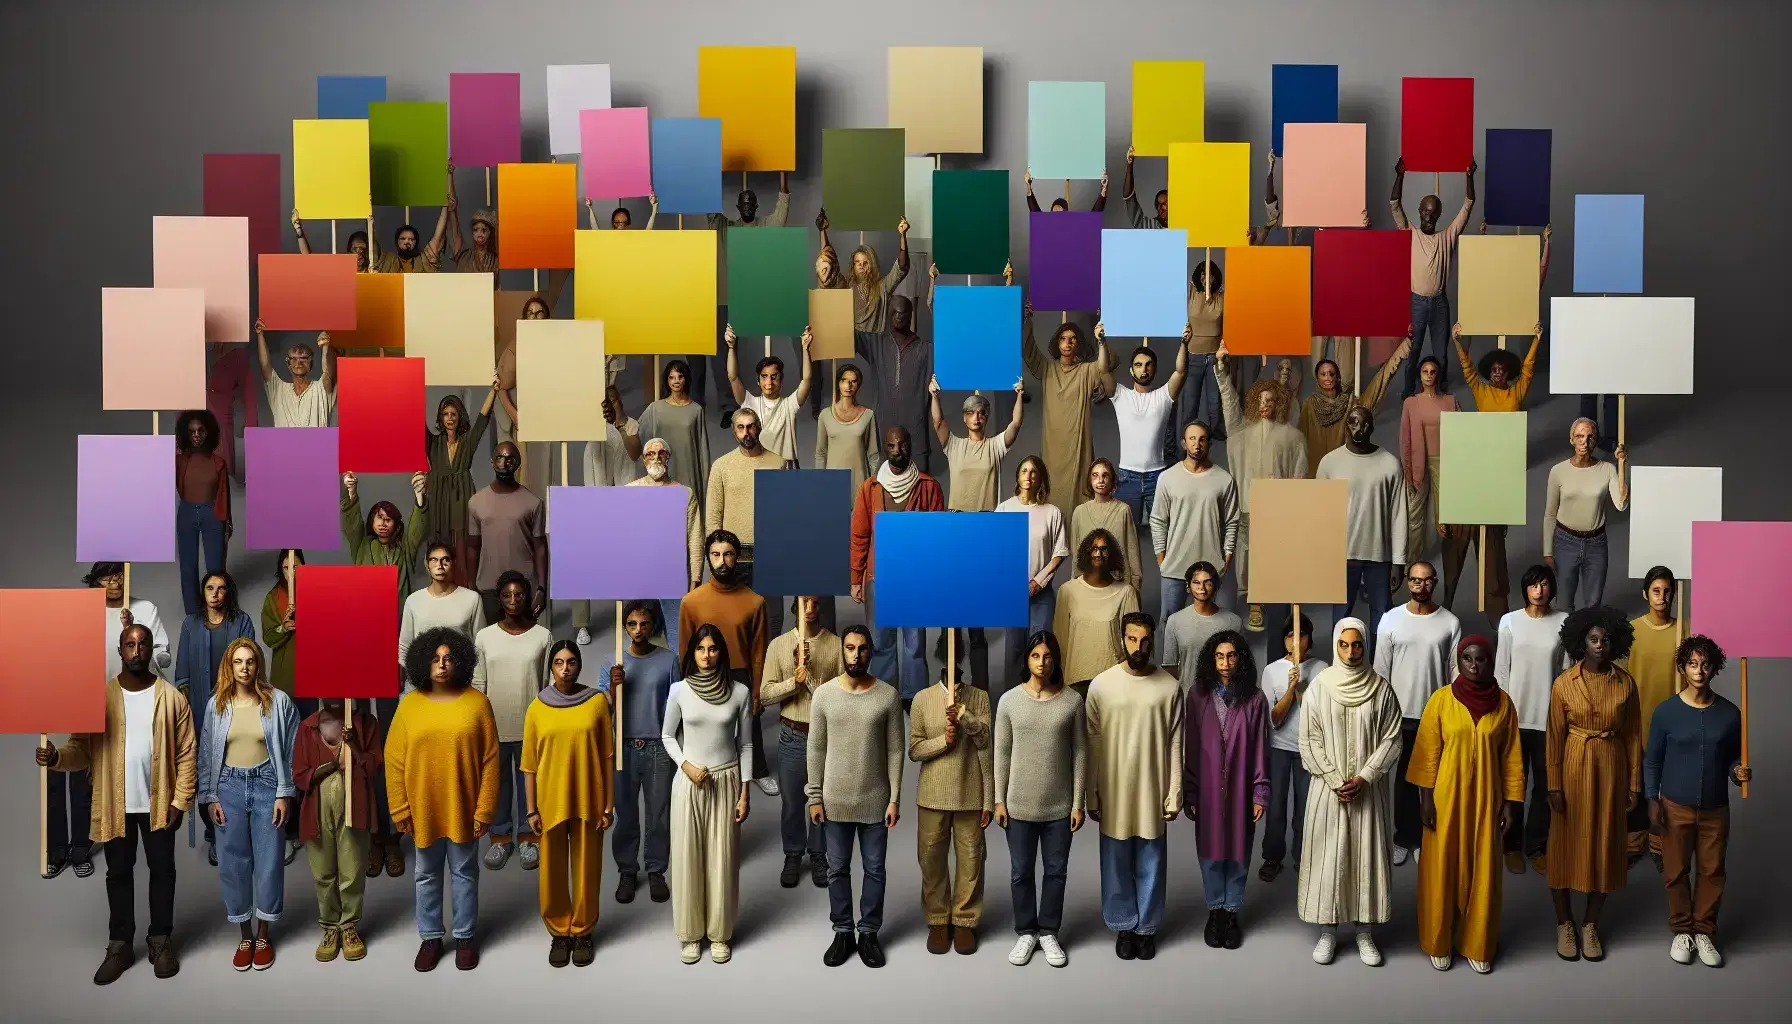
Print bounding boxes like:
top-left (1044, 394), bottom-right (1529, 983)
top-left (290, 708), bottom-right (383, 842)
top-left (850, 474), bottom-right (947, 586)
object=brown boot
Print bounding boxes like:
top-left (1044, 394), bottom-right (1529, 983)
top-left (146, 935), bottom-right (180, 979)
top-left (315, 927), bottom-right (341, 962)
top-left (385, 839), bottom-right (405, 877)
top-left (366, 836), bottom-right (385, 879)
top-left (93, 941), bottom-right (134, 985)
top-left (1504, 851), bottom-right (1525, 875)
top-left (340, 924), bottom-right (367, 962)
top-left (953, 926), bottom-right (979, 955)
top-left (926, 925), bottom-right (951, 955)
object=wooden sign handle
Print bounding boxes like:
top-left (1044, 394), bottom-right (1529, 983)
top-left (764, 335), bottom-right (772, 361)
top-left (614, 602), bottom-right (625, 752)
top-left (1478, 526), bottom-right (1487, 613)
top-left (1739, 657), bottom-right (1750, 799)
top-left (485, 167), bottom-right (491, 208)
top-left (1353, 338), bottom-right (1362, 395)
top-left (39, 732), bottom-right (48, 878)
top-left (946, 628), bottom-right (957, 709)
top-left (1497, 334), bottom-right (1506, 351)
top-left (1617, 394), bottom-right (1627, 448)
top-left (344, 698), bottom-right (355, 823)
top-left (1203, 248), bottom-right (1212, 300)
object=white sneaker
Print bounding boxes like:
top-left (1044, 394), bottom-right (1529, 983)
top-left (575, 627), bottom-right (592, 646)
top-left (1356, 930), bottom-right (1383, 966)
top-left (518, 841), bottom-right (540, 871)
top-left (1312, 930), bottom-right (1338, 964)
top-left (1392, 847), bottom-right (1411, 867)
top-left (1429, 954), bottom-right (1452, 971)
top-left (755, 776), bottom-right (780, 797)
top-left (1670, 933), bottom-right (1695, 964)
top-left (710, 941), bottom-right (732, 964)
top-left (1467, 958), bottom-right (1491, 974)
top-left (1008, 934), bottom-right (1039, 966)
top-left (1694, 934), bottom-right (1723, 967)
top-left (680, 942), bottom-right (701, 965)
top-left (1039, 933), bottom-right (1068, 968)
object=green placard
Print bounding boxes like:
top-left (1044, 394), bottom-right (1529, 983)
top-left (932, 169), bottom-right (1009, 275)
top-left (726, 227), bottom-right (811, 337)
top-left (369, 102), bottom-right (448, 208)
top-left (822, 128), bottom-right (905, 232)
top-left (1438, 411), bottom-right (1528, 526)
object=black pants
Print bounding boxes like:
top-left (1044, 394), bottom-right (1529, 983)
top-left (1394, 718), bottom-right (1422, 851)
top-left (1505, 728), bottom-right (1551, 856)
top-left (46, 768), bottom-right (93, 859)
top-left (105, 813), bottom-right (178, 942)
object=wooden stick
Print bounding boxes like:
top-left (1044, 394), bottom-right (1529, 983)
top-left (562, 441), bottom-right (569, 487)
top-left (614, 602), bottom-right (625, 752)
top-left (344, 698), bottom-right (355, 823)
top-left (1497, 334), bottom-right (1507, 351)
top-left (1204, 248), bottom-right (1212, 299)
top-left (1353, 337), bottom-right (1362, 394)
top-left (946, 627), bottom-right (957, 708)
top-left (39, 731), bottom-right (48, 877)
top-left (1064, 179), bottom-right (1071, 205)
top-left (152, 411), bottom-right (160, 435)
top-left (741, 171), bottom-right (748, 193)
top-left (534, 268), bottom-right (540, 293)
top-left (1434, 172), bottom-right (1441, 194)
top-left (1677, 580), bottom-right (1687, 646)
top-left (332, 220), bottom-right (338, 255)
top-left (1739, 657), bottom-right (1749, 799)
top-left (653, 356), bottom-right (662, 402)
top-left (404, 206), bottom-right (410, 224)
top-left (485, 167), bottom-right (491, 208)
top-left (1477, 526), bottom-right (1487, 613)
top-left (1618, 394), bottom-right (1627, 448)
top-left (764, 335), bottom-right (772, 361)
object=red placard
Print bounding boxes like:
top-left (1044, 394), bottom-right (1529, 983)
top-left (1312, 229), bottom-right (1412, 338)
top-left (294, 566), bottom-right (401, 700)
top-left (203, 153), bottom-right (283, 258)
top-left (1401, 78), bottom-right (1474, 172)
top-left (258, 254), bottom-right (359, 330)
top-left (0, 590), bottom-right (108, 734)
top-left (337, 357), bottom-right (426, 472)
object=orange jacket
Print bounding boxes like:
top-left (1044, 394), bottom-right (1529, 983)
top-left (850, 474), bottom-right (947, 586)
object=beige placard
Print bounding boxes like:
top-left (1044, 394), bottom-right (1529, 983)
top-left (516, 319), bottom-right (607, 443)
top-left (1247, 478), bottom-right (1348, 605)
top-left (1457, 234), bottom-right (1540, 336)
top-left (808, 289), bottom-right (856, 360)
top-left (888, 46), bottom-right (983, 155)
top-left (404, 272), bottom-right (497, 385)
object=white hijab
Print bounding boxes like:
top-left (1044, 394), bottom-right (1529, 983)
top-left (1312, 616), bottom-right (1384, 708)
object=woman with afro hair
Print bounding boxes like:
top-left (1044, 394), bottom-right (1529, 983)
top-left (1545, 605), bottom-right (1640, 964)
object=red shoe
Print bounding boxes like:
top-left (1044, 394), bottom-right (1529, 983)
top-left (414, 938), bottom-right (444, 972)
top-left (252, 937), bottom-right (274, 971)
top-left (232, 939), bottom-right (254, 972)
top-left (455, 938), bottom-right (480, 971)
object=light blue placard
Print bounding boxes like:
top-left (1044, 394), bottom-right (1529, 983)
top-left (1028, 81), bottom-right (1107, 180)
top-left (1100, 228), bottom-right (1190, 337)
top-left (871, 512), bottom-right (1030, 628)
top-left (651, 118), bottom-right (723, 216)
top-left (1573, 194), bottom-right (1644, 294)
top-left (317, 76), bottom-right (387, 120)
top-left (934, 285), bottom-right (1023, 391)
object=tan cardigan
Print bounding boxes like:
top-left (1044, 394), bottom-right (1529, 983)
top-left (51, 678), bottom-right (197, 844)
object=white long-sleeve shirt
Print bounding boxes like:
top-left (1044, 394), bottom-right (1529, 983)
top-left (1373, 605), bottom-right (1462, 719)
top-left (1495, 608), bottom-right (1568, 732)
top-left (997, 497), bottom-right (1069, 588)
top-left (661, 680), bottom-right (755, 771)
top-left (399, 586), bottom-right (487, 669)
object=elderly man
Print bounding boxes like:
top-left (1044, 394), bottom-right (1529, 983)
top-left (254, 319), bottom-right (335, 428)
top-left (621, 437), bottom-right (702, 654)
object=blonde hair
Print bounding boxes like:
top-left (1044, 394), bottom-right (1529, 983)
top-left (213, 638), bottom-right (274, 715)
top-left (849, 245), bottom-right (882, 292)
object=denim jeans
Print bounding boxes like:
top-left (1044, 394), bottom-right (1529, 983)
top-left (1099, 834), bottom-right (1167, 934)
top-left (105, 813), bottom-right (177, 942)
top-left (1005, 817), bottom-right (1072, 936)
top-left (215, 761), bottom-right (284, 923)
top-left (490, 741), bottom-right (528, 838)
top-left (1201, 851), bottom-right (1251, 911)
top-left (1578, 394), bottom-right (1620, 452)
top-left (176, 500), bottom-right (226, 617)
top-left (1553, 527), bottom-right (1609, 613)
top-left (1404, 292), bottom-right (1453, 397)
top-left (1001, 587), bottom-right (1058, 701)
top-left (824, 820), bottom-right (888, 935)
top-left (414, 837), bottom-right (480, 940)
top-left (1504, 728), bottom-right (1551, 857)
top-left (1115, 468), bottom-right (1164, 531)
top-left (612, 738), bottom-right (675, 876)
top-left (1262, 747), bottom-right (1308, 866)
top-left (46, 767), bottom-right (92, 859)
top-left (777, 724), bottom-right (823, 857)
top-left (1174, 353), bottom-right (1224, 453)
top-left (1334, 560), bottom-right (1393, 660)
top-left (866, 583), bottom-right (928, 699)
top-left (1159, 576), bottom-right (1191, 623)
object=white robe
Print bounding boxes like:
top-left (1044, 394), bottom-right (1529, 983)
top-left (1296, 676), bottom-right (1404, 925)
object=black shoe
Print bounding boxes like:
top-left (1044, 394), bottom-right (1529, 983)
top-left (647, 873), bottom-right (670, 903)
top-left (857, 932), bottom-right (886, 968)
top-left (1204, 910), bottom-right (1224, 948)
top-left (94, 940), bottom-right (134, 985)
top-left (780, 854), bottom-right (802, 888)
top-left (615, 872), bottom-right (638, 904)
top-left (548, 935), bottom-right (572, 968)
top-left (1258, 860), bottom-right (1283, 883)
top-left (207, 841), bottom-right (218, 867)
top-left (1223, 911), bottom-right (1243, 950)
top-left (72, 857), bottom-right (95, 878)
top-left (43, 851), bottom-right (67, 880)
top-left (1116, 930), bottom-right (1138, 960)
top-left (146, 935), bottom-right (179, 979)
top-left (810, 855), bottom-right (828, 889)
top-left (1137, 933), bottom-right (1158, 960)
top-left (823, 932), bottom-right (857, 967)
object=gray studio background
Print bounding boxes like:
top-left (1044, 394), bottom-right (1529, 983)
top-left (1, 1), bottom-right (1787, 1020)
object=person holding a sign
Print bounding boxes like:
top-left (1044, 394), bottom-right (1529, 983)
top-left (679, 530), bottom-right (773, 791)
top-left (443, 164), bottom-right (497, 275)
top-left (1183, 631), bottom-right (1270, 950)
top-left (1398, 357), bottom-right (1458, 587)
top-left (1105, 331), bottom-right (1188, 531)
top-left (174, 570), bottom-right (256, 861)
top-left (1298, 346), bottom-right (1409, 474)
top-left (467, 442), bottom-right (548, 626)
top-left (1025, 167), bottom-right (1109, 213)
top-left (1181, 263), bottom-right (1226, 445)
top-left (1319, 406), bottom-right (1410, 635)
top-left (1214, 345), bottom-right (1309, 632)
top-left (291, 698), bottom-right (381, 964)
top-left (908, 652), bottom-right (996, 955)
top-left (852, 427), bottom-right (947, 702)
top-left (400, 541), bottom-right (487, 675)
top-left (1390, 157), bottom-right (1476, 399)
top-left (1021, 302), bottom-right (1115, 522)
top-left (1259, 615), bottom-right (1324, 884)
top-left (933, 378), bottom-right (1025, 519)
top-left (864, 293), bottom-right (934, 475)
top-left (37, 624), bottom-right (196, 985)
top-left (173, 408), bottom-right (232, 617)
top-left (255, 320), bottom-right (336, 429)
top-left (1052, 527), bottom-right (1141, 693)
top-left (261, 551), bottom-right (304, 708)
top-left (471, 573), bottom-right (554, 871)
top-left (1624, 566), bottom-right (1682, 867)
top-left (1375, 562), bottom-right (1462, 866)
top-left (1150, 423), bottom-right (1241, 623)
top-left (366, 211), bottom-right (447, 274)
top-left (1071, 460), bottom-right (1143, 594)
top-left (621, 438), bottom-right (703, 656)
top-left (998, 457), bottom-right (1071, 699)
top-left (726, 324), bottom-right (813, 468)
top-left (639, 363), bottom-right (712, 518)
top-left (1543, 420), bottom-right (1630, 612)
top-left (706, 410), bottom-right (787, 647)
top-left (292, 210), bottom-right (370, 273)
top-left (1122, 146), bottom-right (1168, 229)
top-left (762, 597), bottom-right (843, 890)
top-left (1495, 564), bottom-right (1569, 875)
top-left (605, 602), bottom-right (679, 905)
top-left (1086, 613), bottom-right (1183, 961)
top-left (1545, 606), bottom-right (1641, 962)
top-left (422, 383), bottom-right (498, 587)
top-left (342, 470), bottom-right (430, 608)
top-left (1646, 635), bottom-right (1748, 968)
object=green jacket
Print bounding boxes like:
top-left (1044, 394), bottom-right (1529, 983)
top-left (341, 493), bottom-right (428, 605)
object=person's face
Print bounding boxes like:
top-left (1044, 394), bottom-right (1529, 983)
top-left (1420, 360), bottom-right (1439, 390)
top-left (1088, 536), bottom-right (1112, 572)
top-left (522, 299), bottom-right (549, 320)
top-left (1570, 421), bottom-right (1596, 458)
top-left (492, 443), bottom-right (520, 483)
top-left (1407, 564), bottom-right (1438, 603)
top-left (1318, 362), bottom-right (1340, 394)
top-left (1418, 195), bottom-right (1442, 232)
top-left (1336, 628), bottom-right (1366, 667)
top-left (963, 402), bottom-right (988, 434)
top-left (286, 346), bottom-right (313, 378)
top-left (737, 190), bottom-right (759, 221)
top-left (1050, 199), bottom-right (1068, 212)
top-left (1183, 422), bottom-right (1211, 463)
top-left (1017, 460), bottom-right (1040, 495)
top-left (838, 369), bottom-right (861, 402)
top-left (851, 250), bottom-right (871, 277)
top-left (799, 597), bottom-right (822, 626)
top-left (1526, 578), bottom-right (1552, 609)
top-left (1682, 651), bottom-right (1711, 690)
top-left (890, 297), bottom-right (914, 333)
top-left (643, 442), bottom-right (671, 480)
top-left (427, 548), bottom-right (453, 583)
top-left (371, 507), bottom-right (396, 541)
top-left (1584, 625), bottom-right (1613, 667)
top-left (843, 632), bottom-right (871, 675)
top-left (348, 237), bottom-right (369, 267)
top-left (472, 221), bottom-right (492, 248)
top-left (203, 576), bottom-right (227, 611)
top-left (1646, 578), bottom-right (1674, 615)
top-left (1123, 624), bottom-right (1155, 669)
top-left (281, 551), bottom-right (302, 580)
top-left (602, 385), bottom-right (625, 424)
top-left (1155, 190), bottom-right (1168, 223)
top-left (1285, 629), bottom-right (1312, 660)
top-left (733, 415), bottom-right (761, 451)
top-left (430, 645), bottom-right (456, 687)
top-left (1345, 407), bottom-right (1374, 446)
top-left (1054, 328), bottom-right (1079, 360)
top-left (186, 418), bottom-right (208, 449)
top-left (440, 401), bottom-right (461, 434)
top-left (1131, 352), bottom-right (1157, 387)
top-left (707, 541), bottom-right (739, 577)
top-left (1090, 463), bottom-right (1115, 498)
top-left (1028, 642), bottom-right (1055, 682)
top-left (1457, 642), bottom-right (1493, 684)
top-left (1213, 641), bottom-right (1240, 681)
top-left (396, 228), bottom-right (419, 256)
top-left (883, 429), bottom-right (911, 471)
top-left (499, 581), bottom-right (529, 618)
top-left (552, 648), bottom-right (580, 685)
top-left (758, 363), bottom-right (783, 399)
top-left (624, 609), bottom-right (655, 644)
top-left (119, 628), bottom-right (153, 674)
top-left (1254, 388), bottom-right (1279, 420)
top-left (230, 644), bottom-right (258, 687)
top-left (1187, 570), bottom-right (1217, 605)
top-left (1487, 359), bottom-right (1511, 388)
top-left (97, 570), bottom-right (124, 602)
top-left (612, 210), bottom-right (632, 230)
top-left (666, 366), bottom-right (688, 395)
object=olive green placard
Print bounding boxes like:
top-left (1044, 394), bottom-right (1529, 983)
top-left (726, 227), bottom-right (811, 338)
top-left (822, 128), bottom-right (906, 232)
top-left (369, 101), bottom-right (448, 207)
top-left (1439, 411), bottom-right (1528, 526)
top-left (932, 169), bottom-right (1009, 275)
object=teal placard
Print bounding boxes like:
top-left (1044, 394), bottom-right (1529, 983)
top-left (726, 227), bottom-right (811, 338)
top-left (368, 102), bottom-right (448, 208)
top-left (822, 128), bottom-right (906, 232)
top-left (1438, 411), bottom-right (1528, 526)
top-left (932, 169), bottom-right (1009, 275)
top-left (1028, 82), bottom-right (1106, 180)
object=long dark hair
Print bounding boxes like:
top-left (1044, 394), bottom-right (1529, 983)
top-left (547, 640), bottom-right (583, 684)
top-left (366, 501), bottom-right (404, 543)
top-left (1075, 527), bottom-right (1126, 581)
top-left (680, 623), bottom-right (734, 680)
top-left (1023, 630), bottom-right (1064, 690)
top-left (175, 409), bottom-right (221, 454)
top-left (1193, 629), bottom-right (1259, 701)
top-left (406, 626), bottom-right (477, 692)
top-left (834, 361), bottom-right (864, 404)
top-left (661, 358), bottom-right (692, 396)
top-left (435, 393), bottom-right (472, 439)
top-left (272, 549), bottom-right (304, 591)
top-left (199, 570), bottom-right (243, 620)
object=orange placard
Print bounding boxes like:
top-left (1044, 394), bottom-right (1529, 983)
top-left (1223, 246), bottom-right (1312, 356)
top-left (258, 254), bottom-right (359, 331)
top-left (334, 273), bottom-right (405, 352)
top-left (0, 589), bottom-right (109, 734)
top-left (499, 163), bottom-right (578, 270)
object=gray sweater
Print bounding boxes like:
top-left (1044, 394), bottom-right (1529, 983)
top-left (806, 676), bottom-right (905, 824)
top-left (1316, 445), bottom-right (1409, 564)
top-left (1148, 461), bottom-right (1241, 579)
top-left (994, 686), bottom-right (1087, 822)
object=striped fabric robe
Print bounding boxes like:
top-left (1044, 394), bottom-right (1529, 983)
top-left (1296, 676), bottom-right (1405, 926)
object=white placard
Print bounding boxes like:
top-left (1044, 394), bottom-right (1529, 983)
top-left (1548, 296), bottom-right (1694, 395)
top-left (1628, 466), bottom-right (1722, 578)
top-left (546, 64), bottom-right (612, 157)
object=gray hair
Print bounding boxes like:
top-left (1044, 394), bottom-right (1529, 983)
top-left (961, 393), bottom-right (992, 416)
top-left (1569, 416), bottom-right (1598, 435)
top-left (731, 407), bottom-right (761, 429)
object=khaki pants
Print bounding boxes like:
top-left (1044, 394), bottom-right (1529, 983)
top-left (1403, 458), bottom-right (1437, 573)
top-left (304, 772), bottom-right (369, 928)
top-left (671, 763), bottom-right (740, 943)
top-left (917, 807), bottom-right (985, 928)
top-left (1660, 798), bottom-right (1727, 935)
top-left (540, 818), bottom-right (604, 937)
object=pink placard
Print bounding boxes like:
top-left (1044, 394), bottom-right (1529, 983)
top-left (1691, 521), bottom-right (1792, 658)
top-left (101, 287), bottom-right (207, 410)
top-left (449, 72), bottom-right (522, 166)
top-left (152, 216), bottom-right (251, 343)
top-left (580, 107), bottom-right (651, 200)
top-left (1282, 122), bottom-right (1367, 228)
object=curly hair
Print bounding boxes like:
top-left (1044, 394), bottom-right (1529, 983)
top-left (1193, 629), bottom-right (1259, 701)
top-left (174, 409), bottom-right (221, 454)
top-left (1477, 347), bottom-right (1523, 385)
top-left (1075, 527), bottom-right (1126, 581)
top-left (1242, 379), bottom-right (1286, 424)
top-left (1674, 635), bottom-right (1727, 678)
top-left (1559, 605), bottom-right (1635, 663)
top-left (406, 626), bottom-right (477, 692)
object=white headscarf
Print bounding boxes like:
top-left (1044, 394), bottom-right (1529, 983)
top-left (1312, 616), bottom-right (1384, 707)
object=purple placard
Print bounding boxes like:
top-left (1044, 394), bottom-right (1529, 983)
top-left (548, 484), bottom-right (688, 599)
top-left (244, 428), bottom-right (341, 551)
top-left (1028, 211), bottom-right (1102, 311)
top-left (77, 435), bottom-right (176, 562)
top-left (449, 72), bottom-right (522, 166)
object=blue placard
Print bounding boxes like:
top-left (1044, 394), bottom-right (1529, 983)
top-left (1271, 64), bottom-right (1339, 157)
top-left (651, 118), bottom-right (723, 216)
top-left (1483, 129), bottom-right (1552, 227)
top-left (871, 512), bottom-right (1029, 628)
top-left (752, 470), bottom-right (853, 598)
top-left (1100, 228), bottom-right (1190, 337)
top-left (1573, 194), bottom-right (1644, 294)
top-left (934, 285), bottom-right (1023, 391)
top-left (317, 76), bottom-right (388, 120)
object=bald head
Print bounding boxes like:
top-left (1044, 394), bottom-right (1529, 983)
top-left (883, 426), bottom-right (912, 471)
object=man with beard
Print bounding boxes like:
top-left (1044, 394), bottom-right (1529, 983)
top-left (365, 207), bottom-right (448, 274)
top-left (1316, 406), bottom-right (1409, 638)
top-left (1149, 422), bottom-right (1240, 621)
top-left (606, 438), bottom-right (702, 654)
top-left (37, 625), bottom-right (197, 984)
top-left (466, 442), bottom-right (549, 628)
top-left (1085, 613), bottom-right (1183, 960)
top-left (726, 324), bottom-right (813, 467)
top-left (850, 427), bottom-right (947, 703)
top-left (1214, 343), bottom-right (1309, 632)
top-left (678, 531), bottom-right (774, 795)
top-left (1106, 330), bottom-right (1188, 529)
top-left (706, 409), bottom-right (789, 646)
top-left (703, 172), bottom-right (793, 422)
top-left (254, 319), bottom-right (336, 428)
top-left (858, 294), bottom-right (933, 474)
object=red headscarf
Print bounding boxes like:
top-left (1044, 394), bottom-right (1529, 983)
top-left (1451, 634), bottom-right (1502, 723)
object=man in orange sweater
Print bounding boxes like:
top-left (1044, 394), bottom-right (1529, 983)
top-left (850, 427), bottom-right (947, 706)
top-left (679, 529), bottom-right (773, 783)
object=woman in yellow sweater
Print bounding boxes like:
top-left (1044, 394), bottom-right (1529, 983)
top-left (524, 641), bottom-right (614, 968)
top-left (388, 627), bottom-right (499, 973)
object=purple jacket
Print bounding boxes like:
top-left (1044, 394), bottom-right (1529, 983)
top-left (1182, 686), bottom-right (1272, 862)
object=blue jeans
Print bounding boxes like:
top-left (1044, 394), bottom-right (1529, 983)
top-left (777, 724), bottom-right (823, 857)
top-left (824, 820), bottom-right (888, 935)
top-left (867, 582), bottom-right (928, 699)
top-left (1115, 468), bottom-right (1164, 531)
top-left (1404, 292), bottom-right (1453, 397)
top-left (1175, 353), bottom-right (1223, 451)
top-left (1333, 560), bottom-right (1393, 660)
top-left (1578, 394), bottom-right (1620, 452)
top-left (1002, 587), bottom-right (1058, 700)
top-left (612, 738), bottom-right (674, 876)
top-left (1553, 527), bottom-right (1609, 613)
top-left (176, 500), bottom-right (226, 617)
top-left (490, 741), bottom-right (527, 838)
top-left (1006, 817), bottom-right (1072, 935)
top-left (1262, 747), bottom-right (1308, 866)
top-left (1099, 834), bottom-right (1167, 934)
top-left (414, 837), bottom-right (480, 940)
top-left (1159, 576), bottom-right (1190, 622)
top-left (214, 762), bottom-right (284, 923)
top-left (1200, 855), bottom-right (1250, 911)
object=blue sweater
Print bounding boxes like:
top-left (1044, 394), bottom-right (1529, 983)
top-left (1643, 693), bottom-right (1743, 809)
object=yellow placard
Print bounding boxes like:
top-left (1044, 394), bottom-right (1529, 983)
top-left (808, 289), bottom-right (855, 360)
top-left (403, 273), bottom-right (497, 385)
top-left (516, 319), bottom-right (608, 442)
top-left (293, 119), bottom-right (371, 220)
top-left (887, 46), bottom-right (984, 155)
top-left (575, 230), bottom-right (717, 355)
top-left (1167, 142), bottom-right (1249, 248)
top-left (698, 46), bottom-right (797, 172)
top-left (1131, 61), bottom-right (1204, 157)
top-left (1457, 235), bottom-right (1541, 336)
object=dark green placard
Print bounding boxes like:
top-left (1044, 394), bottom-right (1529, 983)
top-left (822, 128), bottom-right (905, 232)
top-left (933, 169), bottom-right (1009, 275)
top-left (369, 101), bottom-right (448, 208)
top-left (726, 227), bottom-right (811, 337)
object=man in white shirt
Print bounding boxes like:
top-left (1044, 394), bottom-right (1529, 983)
top-left (1100, 322), bottom-right (1187, 530)
top-left (399, 541), bottom-right (487, 672)
top-left (1372, 561), bottom-right (1461, 864)
top-left (1316, 407), bottom-right (1409, 636)
top-left (1157, 561), bottom-right (1243, 692)
top-left (254, 318), bottom-right (336, 427)
top-left (1259, 614), bottom-right (1325, 883)
top-left (726, 323), bottom-right (813, 468)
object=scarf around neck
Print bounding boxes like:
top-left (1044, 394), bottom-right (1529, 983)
top-left (1313, 616), bottom-right (1383, 707)
top-left (538, 682), bottom-right (600, 708)
top-left (1451, 633), bottom-right (1502, 722)
top-left (877, 460), bottom-right (920, 505)
top-left (684, 666), bottom-right (730, 706)
top-left (1309, 388), bottom-right (1354, 428)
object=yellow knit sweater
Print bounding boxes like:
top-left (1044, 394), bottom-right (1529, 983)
top-left (521, 695), bottom-right (615, 831)
top-left (385, 688), bottom-right (500, 845)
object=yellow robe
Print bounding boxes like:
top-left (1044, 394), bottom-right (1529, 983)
top-left (1407, 687), bottom-right (1524, 962)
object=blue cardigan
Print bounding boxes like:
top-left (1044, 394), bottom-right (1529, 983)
top-left (195, 688), bottom-right (300, 806)
top-left (173, 611), bottom-right (257, 712)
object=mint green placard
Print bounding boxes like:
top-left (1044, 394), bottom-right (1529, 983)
top-left (369, 102), bottom-right (448, 207)
top-left (1439, 411), bottom-right (1528, 526)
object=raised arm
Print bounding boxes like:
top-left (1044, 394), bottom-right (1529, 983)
top-left (790, 327), bottom-right (815, 406)
top-left (253, 318), bottom-right (275, 381)
top-left (1020, 300), bottom-right (1045, 381)
top-left (1122, 145), bottom-right (1146, 227)
top-left (1539, 224), bottom-right (1553, 284)
top-left (1389, 158), bottom-right (1410, 229)
top-left (1165, 323), bottom-right (1191, 396)
top-left (1001, 378), bottom-right (1026, 447)
top-left (724, 324), bottom-right (746, 405)
top-left (928, 376), bottom-right (951, 450)
top-left (1214, 345), bottom-right (1244, 436)
top-left (1025, 166), bottom-right (1042, 214)
top-left (318, 332), bottom-right (336, 392)
top-left (814, 208), bottom-right (832, 255)
top-left (444, 166), bottom-right (464, 257)
top-left (1359, 338), bottom-right (1411, 409)
top-left (291, 210), bottom-right (311, 255)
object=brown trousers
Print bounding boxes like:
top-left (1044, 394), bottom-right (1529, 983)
top-left (917, 807), bottom-right (985, 928)
top-left (1660, 798), bottom-right (1728, 935)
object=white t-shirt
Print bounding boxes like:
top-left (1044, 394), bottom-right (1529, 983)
top-left (265, 376), bottom-right (335, 427)
top-left (1261, 656), bottom-right (1328, 752)
top-left (1109, 385), bottom-right (1175, 473)
top-left (744, 393), bottom-right (800, 463)
top-left (122, 684), bottom-right (157, 814)
top-left (1373, 604), bottom-right (1463, 719)
top-left (996, 497), bottom-right (1069, 587)
top-left (1495, 609), bottom-right (1568, 732)
top-left (944, 434), bottom-right (1010, 512)
top-left (583, 416), bottom-right (641, 487)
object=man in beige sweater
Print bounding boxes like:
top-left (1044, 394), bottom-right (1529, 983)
top-left (1214, 344), bottom-right (1310, 632)
top-left (908, 674), bottom-right (994, 955)
top-left (761, 596), bottom-right (842, 889)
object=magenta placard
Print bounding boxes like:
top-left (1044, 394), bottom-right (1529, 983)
top-left (244, 428), bottom-right (341, 551)
top-left (580, 107), bottom-right (652, 200)
top-left (449, 72), bottom-right (522, 166)
top-left (1691, 521), bottom-right (1792, 658)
